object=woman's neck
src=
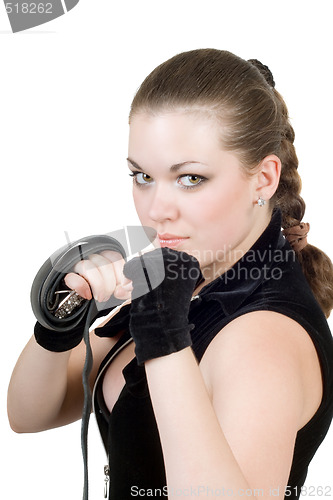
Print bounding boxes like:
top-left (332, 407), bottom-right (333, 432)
top-left (194, 210), bottom-right (273, 294)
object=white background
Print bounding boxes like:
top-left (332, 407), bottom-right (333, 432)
top-left (1, 1), bottom-right (332, 498)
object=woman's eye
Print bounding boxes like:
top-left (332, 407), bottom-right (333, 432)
top-left (177, 175), bottom-right (205, 188)
top-left (129, 172), bottom-right (154, 185)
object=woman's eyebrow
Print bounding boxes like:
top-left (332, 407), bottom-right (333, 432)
top-left (126, 158), bottom-right (205, 172)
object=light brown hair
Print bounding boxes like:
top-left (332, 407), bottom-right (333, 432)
top-left (129, 48), bottom-right (333, 317)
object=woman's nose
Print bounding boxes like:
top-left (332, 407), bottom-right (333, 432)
top-left (148, 184), bottom-right (179, 222)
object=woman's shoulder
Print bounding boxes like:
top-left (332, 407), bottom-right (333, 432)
top-left (200, 309), bottom-right (324, 434)
top-left (195, 245), bottom-right (333, 407)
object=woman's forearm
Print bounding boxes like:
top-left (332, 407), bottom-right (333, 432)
top-left (145, 347), bottom-right (251, 496)
top-left (7, 335), bottom-right (75, 433)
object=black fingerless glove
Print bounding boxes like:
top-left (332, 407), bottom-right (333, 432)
top-left (123, 248), bottom-right (202, 365)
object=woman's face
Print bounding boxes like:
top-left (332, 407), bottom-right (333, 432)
top-left (128, 111), bottom-right (264, 281)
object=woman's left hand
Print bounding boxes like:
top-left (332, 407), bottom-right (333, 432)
top-left (123, 247), bottom-right (202, 365)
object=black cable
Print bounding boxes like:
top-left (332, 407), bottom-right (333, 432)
top-left (81, 303), bottom-right (96, 500)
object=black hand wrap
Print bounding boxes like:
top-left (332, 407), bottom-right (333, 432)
top-left (123, 248), bottom-right (202, 365)
top-left (34, 318), bottom-right (88, 352)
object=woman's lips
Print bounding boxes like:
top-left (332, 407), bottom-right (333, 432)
top-left (158, 234), bottom-right (189, 248)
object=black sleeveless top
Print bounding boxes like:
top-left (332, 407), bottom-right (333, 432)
top-left (93, 210), bottom-right (333, 499)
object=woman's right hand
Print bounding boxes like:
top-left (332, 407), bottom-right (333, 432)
top-left (8, 251), bottom-right (132, 434)
top-left (64, 250), bottom-right (133, 303)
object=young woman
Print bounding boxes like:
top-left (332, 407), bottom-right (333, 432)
top-left (8, 49), bottom-right (333, 499)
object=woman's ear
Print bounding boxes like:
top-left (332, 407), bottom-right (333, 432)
top-left (254, 154), bottom-right (281, 202)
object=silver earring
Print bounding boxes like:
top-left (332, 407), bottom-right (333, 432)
top-left (257, 196), bottom-right (266, 207)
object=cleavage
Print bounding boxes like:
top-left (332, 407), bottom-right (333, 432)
top-left (102, 341), bottom-right (136, 414)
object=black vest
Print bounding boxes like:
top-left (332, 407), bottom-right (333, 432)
top-left (94, 210), bottom-right (333, 499)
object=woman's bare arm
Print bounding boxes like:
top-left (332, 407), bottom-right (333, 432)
top-left (7, 331), bottom-right (116, 433)
top-left (7, 249), bottom-right (130, 433)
